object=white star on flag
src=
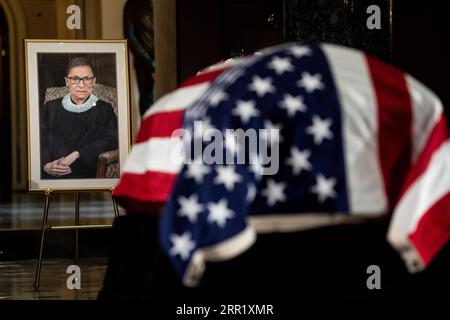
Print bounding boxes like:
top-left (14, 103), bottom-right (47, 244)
top-left (246, 183), bottom-right (257, 203)
top-left (232, 100), bottom-right (260, 124)
top-left (177, 194), bottom-right (204, 223)
top-left (286, 147), bottom-right (312, 175)
top-left (260, 120), bottom-right (283, 146)
top-left (262, 179), bottom-right (287, 206)
top-left (311, 174), bottom-right (337, 203)
top-left (169, 231), bottom-right (195, 260)
top-left (209, 89), bottom-right (229, 107)
top-left (248, 76), bottom-right (276, 97)
top-left (194, 117), bottom-right (215, 140)
top-left (249, 154), bottom-right (264, 181)
top-left (224, 130), bottom-right (240, 156)
top-left (289, 45), bottom-right (312, 58)
top-left (297, 72), bottom-right (325, 93)
top-left (207, 199), bottom-right (234, 228)
top-left (195, 117), bottom-right (216, 140)
top-left (185, 161), bottom-right (211, 184)
top-left (306, 115), bottom-right (333, 145)
top-left (279, 94), bottom-right (307, 117)
top-left (267, 56), bottom-right (294, 75)
top-left (214, 165), bottom-right (242, 191)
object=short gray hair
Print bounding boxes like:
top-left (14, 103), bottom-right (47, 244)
top-left (66, 57), bottom-right (95, 76)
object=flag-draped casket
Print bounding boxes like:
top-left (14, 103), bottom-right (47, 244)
top-left (113, 43), bottom-right (450, 286)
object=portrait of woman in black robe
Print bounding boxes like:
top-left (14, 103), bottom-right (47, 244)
top-left (40, 57), bottom-right (118, 179)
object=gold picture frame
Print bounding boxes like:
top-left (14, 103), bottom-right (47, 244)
top-left (24, 39), bottom-right (131, 191)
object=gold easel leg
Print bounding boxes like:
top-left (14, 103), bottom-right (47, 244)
top-left (111, 191), bottom-right (119, 220)
top-left (34, 189), bottom-right (51, 290)
top-left (74, 192), bottom-right (80, 267)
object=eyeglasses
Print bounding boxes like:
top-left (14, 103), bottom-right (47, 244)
top-left (66, 76), bottom-right (95, 85)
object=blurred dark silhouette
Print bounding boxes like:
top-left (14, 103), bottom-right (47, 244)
top-left (123, 0), bottom-right (155, 116)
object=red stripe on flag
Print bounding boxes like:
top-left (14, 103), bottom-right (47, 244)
top-left (409, 190), bottom-right (450, 266)
top-left (398, 116), bottom-right (449, 200)
top-left (366, 56), bottom-right (413, 210)
top-left (135, 110), bottom-right (184, 143)
top-left (179, 68), bottom-right (226, 89)
top-left (113, 171), bottom-right (177, 213)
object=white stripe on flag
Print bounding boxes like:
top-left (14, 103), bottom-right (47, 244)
top-left (322, 43), bottom-right (387, 214)
top-left (406, 74), bottom-right (443, 162)
top-left (123, 137), bottom-right (183, 174)
top-left (388, 140), bottom-right (450, 239)
top-left (143, 82), bottom-right (210, 119)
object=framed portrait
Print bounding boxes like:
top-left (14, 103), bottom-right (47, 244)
top-left (25, 39), bottom-right (131, 191)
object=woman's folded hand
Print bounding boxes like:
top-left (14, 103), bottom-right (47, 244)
top-left (43, 157), bottom-right (72, 177)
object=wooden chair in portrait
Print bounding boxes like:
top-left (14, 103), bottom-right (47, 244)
top-left (43, 84), bottom-right (120, 178)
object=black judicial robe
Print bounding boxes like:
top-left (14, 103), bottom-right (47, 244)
top-left (40, 98), bottom-right (118, 179)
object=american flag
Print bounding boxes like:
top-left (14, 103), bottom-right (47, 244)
top-left (112, 61), bottom-right (232, 212)
top-left (115, 43), bottom-right (450, 287)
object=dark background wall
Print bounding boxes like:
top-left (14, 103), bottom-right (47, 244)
top-left (392, 2), bottom-right (450, 121)
top-left (0, 7), bottom-right (11, 197)
top-left (177, 0), bottom-right (284, 83)
top-left (176, 0), bottom-right (450, 121)
top-left (284, 0), bottom-right (392, 61)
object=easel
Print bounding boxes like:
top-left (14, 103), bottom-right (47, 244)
top-left (33, 188), bottom-right (120, 290)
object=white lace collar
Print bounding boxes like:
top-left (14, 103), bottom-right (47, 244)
top-left (62, 94), bottom-right (99, 113)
